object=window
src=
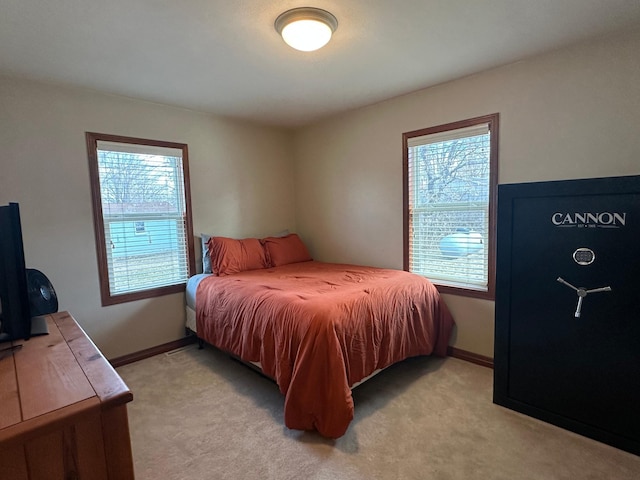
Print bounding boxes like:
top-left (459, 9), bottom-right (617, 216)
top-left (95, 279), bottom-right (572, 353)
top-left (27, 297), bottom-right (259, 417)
top-left (134, 221), bottom-right (146, 234)
top-left (86, 132), bottom-right (195, 306)
top-left (403, 114), bottom-right (498, 299)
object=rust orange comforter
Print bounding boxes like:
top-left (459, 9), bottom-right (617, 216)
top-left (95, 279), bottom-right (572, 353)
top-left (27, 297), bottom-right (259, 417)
top-left (196, 261), bottom-right (454, 438)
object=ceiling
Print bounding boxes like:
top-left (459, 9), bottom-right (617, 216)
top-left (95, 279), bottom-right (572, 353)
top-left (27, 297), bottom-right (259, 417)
top-left (2, 1), bottom-right (640, 128)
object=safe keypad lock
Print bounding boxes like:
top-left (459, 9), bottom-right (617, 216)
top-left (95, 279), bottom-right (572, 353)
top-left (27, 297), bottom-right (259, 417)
top-left (573, 248), bottom-right (595, 266)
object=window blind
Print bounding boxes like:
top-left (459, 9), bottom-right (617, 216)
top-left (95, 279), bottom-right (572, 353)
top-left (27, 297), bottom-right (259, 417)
top-left (407, 124), bottom-right (491, 291)
top-left (96, 141), bottom-right (190, 296)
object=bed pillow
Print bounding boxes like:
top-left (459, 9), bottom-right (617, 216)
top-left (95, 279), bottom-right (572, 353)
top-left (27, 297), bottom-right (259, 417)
top-left (201, 230), bottom-right (288, 274)
top-left (208, 236), bottom-right (269, 276)
top-left (201, 234), bottom-right (213, 273)
top-left (261, 233), bottom-right (312, 267)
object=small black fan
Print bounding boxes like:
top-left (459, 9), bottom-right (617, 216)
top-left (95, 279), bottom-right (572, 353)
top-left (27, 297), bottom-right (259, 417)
top-left (26, 268), bottom-right (58, 317)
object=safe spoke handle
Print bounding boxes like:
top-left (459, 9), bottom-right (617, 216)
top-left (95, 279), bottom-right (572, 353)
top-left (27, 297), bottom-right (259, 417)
top-left (556, 277), bottom-right (612, 318)
top-left (556, 277), bottom-right (578, 292)
top-left (586, 286), bottom-right (612, 294)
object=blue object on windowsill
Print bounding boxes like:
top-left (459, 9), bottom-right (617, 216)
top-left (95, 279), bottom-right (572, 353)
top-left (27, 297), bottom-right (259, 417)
top-left (439, 228), bottom-right (484, 259)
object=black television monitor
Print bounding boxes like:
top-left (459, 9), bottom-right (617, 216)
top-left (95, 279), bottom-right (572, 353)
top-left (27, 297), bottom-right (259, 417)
top-left (0, 202), bottom-right (32, 343)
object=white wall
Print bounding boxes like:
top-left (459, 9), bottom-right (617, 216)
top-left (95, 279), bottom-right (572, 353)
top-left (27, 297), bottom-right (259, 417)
top-left (0, 77), bottom-right (295, 358)
top-left (293, 28), bottom-right (640, 357)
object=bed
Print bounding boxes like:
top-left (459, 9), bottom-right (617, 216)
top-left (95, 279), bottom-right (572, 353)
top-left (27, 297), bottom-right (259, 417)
top-left (187, 234), bottom-right (455, 438)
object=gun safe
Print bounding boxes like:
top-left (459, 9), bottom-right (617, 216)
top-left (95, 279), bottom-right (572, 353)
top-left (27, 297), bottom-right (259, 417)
top-left (494, 175), bottom-right (640, 456)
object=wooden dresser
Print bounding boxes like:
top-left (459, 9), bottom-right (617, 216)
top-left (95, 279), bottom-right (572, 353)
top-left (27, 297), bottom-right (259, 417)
top-left (0, 311), bottom-right (135, 479)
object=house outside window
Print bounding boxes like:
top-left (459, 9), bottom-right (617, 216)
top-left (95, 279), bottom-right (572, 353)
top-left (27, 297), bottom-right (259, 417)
top-left (86, 132), bottom-right (195, 306)
top-left (403, 113), bottom-right (499, 299)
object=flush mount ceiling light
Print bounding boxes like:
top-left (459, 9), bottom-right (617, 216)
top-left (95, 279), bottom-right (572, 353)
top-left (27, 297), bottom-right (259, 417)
top-left (275, 7), bottom-right (338, 52)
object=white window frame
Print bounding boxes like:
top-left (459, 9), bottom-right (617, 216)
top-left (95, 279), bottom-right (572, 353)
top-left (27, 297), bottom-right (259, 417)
top-left (86, 132), bottom-right (195, 306)
top-left (403, 114), bottom-right (499, 300)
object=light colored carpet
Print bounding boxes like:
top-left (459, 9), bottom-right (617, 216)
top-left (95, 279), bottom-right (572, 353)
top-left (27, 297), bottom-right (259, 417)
top-left (117, 344), bottom-right (640, 479)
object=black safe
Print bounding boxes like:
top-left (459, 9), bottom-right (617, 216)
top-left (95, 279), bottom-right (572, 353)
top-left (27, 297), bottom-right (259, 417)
top-left (494, 175), bottom-right (640, 456)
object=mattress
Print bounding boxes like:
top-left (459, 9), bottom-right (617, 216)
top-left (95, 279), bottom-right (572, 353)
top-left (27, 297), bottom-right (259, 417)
top-left (185, 274), bottom-right (212, 333)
